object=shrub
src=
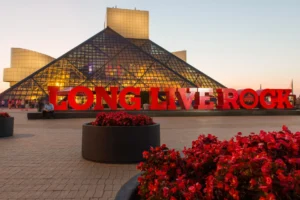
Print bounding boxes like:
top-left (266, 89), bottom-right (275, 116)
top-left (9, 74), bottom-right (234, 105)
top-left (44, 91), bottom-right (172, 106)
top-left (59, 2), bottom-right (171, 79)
top-left (0, 112), bottom-right (10, 118)
top-left (137, 126), bottom-right (300, 200)
top-left (91, 112), bottom-right (154, 126)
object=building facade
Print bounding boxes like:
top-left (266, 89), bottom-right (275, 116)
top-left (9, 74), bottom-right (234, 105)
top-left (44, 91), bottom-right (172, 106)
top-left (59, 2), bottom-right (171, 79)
top-left (3, 48), bottom-right (54, 87)
top-left (105, 7), bottom-right (149, 39)
top-left (172, 50), bottom-right (187, 62)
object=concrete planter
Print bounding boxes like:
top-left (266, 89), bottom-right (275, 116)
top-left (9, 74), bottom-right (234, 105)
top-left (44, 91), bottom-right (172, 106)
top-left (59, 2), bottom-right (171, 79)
top-left (0, 117), bottom-right (14, 138)
top-left (115, 173), bottom-right (140, 200)
top-left (82, 123), bottom-right (160, 163)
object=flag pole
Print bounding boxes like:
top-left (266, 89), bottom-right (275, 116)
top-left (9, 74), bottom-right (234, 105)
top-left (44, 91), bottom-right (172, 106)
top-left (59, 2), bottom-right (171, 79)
top-left (292, 79), bottom-right (294, 94)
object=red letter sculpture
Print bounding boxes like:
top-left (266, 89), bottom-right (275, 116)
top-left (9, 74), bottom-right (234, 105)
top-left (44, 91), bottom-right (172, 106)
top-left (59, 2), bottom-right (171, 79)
top-left (176, 88), bottom-right (196, 110)
top-left (275, 89), bottom-right (293, 109)
top-left (216, 88), bottom-right (239, 110)
top-left (48, 86), bottom-right (67, 110)
top-left (119, 87), bottom-right (141, 110)
top-left (94, 87), bottom-right (118, 110)
top-left (194, 88), bottom-right (214, 110)
top-left (68, 86), bottom-right (93, 110)
top-left (259, 89), bottom-right (276, 109)
top-left (239, 89), bottom-right (259, 109)
top-left (149, 87), bottom-right (167, 110)
top-left (165, 88), bottom-right (177, 110)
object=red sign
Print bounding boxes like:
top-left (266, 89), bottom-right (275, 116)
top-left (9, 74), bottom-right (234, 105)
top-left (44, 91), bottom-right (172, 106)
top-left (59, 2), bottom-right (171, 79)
top-left (48, 86), bottom-right (293, 111)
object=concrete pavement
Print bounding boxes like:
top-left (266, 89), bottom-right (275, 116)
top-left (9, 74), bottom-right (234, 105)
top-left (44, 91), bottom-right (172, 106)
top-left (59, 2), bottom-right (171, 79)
top-left (1, 109), bottom-right (300, 200)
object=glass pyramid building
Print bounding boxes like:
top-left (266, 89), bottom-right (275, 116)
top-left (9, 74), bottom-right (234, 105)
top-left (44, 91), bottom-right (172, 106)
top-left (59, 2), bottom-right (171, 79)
top-left (0, 27), bottom-right (225, 101)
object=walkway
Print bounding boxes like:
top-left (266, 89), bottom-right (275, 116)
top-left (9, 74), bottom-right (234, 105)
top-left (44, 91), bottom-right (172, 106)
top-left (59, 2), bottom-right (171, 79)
top-left (0, 109), bottom-right (300, 199)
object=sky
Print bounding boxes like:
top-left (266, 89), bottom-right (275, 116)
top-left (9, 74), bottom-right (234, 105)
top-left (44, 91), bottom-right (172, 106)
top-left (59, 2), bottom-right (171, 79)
top-left (0, 0), bottom-right (299, 94)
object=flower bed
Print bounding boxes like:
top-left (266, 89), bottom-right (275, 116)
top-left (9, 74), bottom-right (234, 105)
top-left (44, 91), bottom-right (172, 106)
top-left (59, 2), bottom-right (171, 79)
top-left (91, 112), bottom-right (154, 126)
top-left (82, 112), bottom-right (160, 163)
top-left (0, 112), bottom-right (10, 118)
top-left (137, 126), bottom-right (300, 200)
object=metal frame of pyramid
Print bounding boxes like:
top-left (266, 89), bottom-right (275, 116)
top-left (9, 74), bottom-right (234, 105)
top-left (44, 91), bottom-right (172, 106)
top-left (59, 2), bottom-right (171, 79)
top-left (0, 27), bottom-right (225, 101)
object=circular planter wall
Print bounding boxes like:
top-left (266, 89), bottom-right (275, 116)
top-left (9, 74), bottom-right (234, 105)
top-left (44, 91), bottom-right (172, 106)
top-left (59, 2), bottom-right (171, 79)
top-left (115, 173), bottom-right (140, 200)
top-left (82, 123), bottom-right (160, 163)
top-left (0, 117), bottom-right (14, 138)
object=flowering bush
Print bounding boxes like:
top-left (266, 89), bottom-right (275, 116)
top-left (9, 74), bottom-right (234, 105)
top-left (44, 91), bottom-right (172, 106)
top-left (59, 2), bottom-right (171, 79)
top-left (0, 112), bottom-right (10, 118)
top-left (91, 112), bottom-right (154, 126)
top-left (137, 126), bottom-right (300, 200)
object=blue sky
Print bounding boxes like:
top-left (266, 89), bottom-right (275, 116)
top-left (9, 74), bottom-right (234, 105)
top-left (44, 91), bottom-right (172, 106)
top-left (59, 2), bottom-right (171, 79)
top-left (0, 0), bottom-right (299, 94)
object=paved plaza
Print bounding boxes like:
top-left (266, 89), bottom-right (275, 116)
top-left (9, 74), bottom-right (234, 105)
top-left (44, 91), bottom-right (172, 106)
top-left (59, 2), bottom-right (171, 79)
top-left (0, 109), bottom-right (300, 200)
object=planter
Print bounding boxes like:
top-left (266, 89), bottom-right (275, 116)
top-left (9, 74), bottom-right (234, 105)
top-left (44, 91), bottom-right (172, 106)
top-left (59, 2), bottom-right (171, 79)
top-left (82, 123), bottom-right (160, 163)
top-left (115, 173), bottom-right (140, 200)
top-left (0, 117), bottom-right (14, 138)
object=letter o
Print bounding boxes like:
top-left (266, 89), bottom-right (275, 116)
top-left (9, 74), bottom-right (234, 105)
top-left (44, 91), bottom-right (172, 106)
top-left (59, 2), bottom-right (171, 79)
top-left (68, 86), bottom-right (93, 110)
top-left (239, 89), bottom-right (259, 109)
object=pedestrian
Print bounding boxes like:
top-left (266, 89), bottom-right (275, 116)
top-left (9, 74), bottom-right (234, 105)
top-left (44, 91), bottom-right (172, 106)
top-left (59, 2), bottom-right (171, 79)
top-left (15, 100), bottom-right (18, 108)
top-left (21, 99), bottom-right (25, 110)
top-left (38, 99), bottom-right (44, 112)
top-left (8, 99), bottom-right (12, 109)
top-left (25, 100), bottom-right (29, 111)
top-left (1, 100), bottom-right (5, 109)
top-left (18, 99), bottom-right (21, 108)
top-left (11, 99), bottom-right (15, 108)
top-left (35, 101), bottom-right (38, 109)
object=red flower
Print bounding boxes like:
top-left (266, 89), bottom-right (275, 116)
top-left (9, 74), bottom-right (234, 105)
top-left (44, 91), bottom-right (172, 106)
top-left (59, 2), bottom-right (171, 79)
top-left (188, 186), bottom-right (196, 193)
top-left (163, 187), bottom-right (169, 198)
top-left (282, 125), bottom-right (289, 132)
top-left (259, 185), bottom-right (269, 192)
top-left (225, 173), bottom-right (233, 182)
top-left (137, 126), bottom-right (300, 200)
top-left (0, 112), bottom-right (10, 118)
top-left (231, 176), bottom-right (239, 188)
top-left (261, 162), bottom-right (271, 175)
top-left (229, 188), bottom-right (239, 200)
top-left (91, 112), bottom-right (154, 126)
top-left (265, 176), bottom-right (272, 185)
top-left (170, 151), bottom-right (177, 160)
top-left (266, 193), bottom-right (276, 200)
top-left (171, 187), bottom-right (177, 194)
top-left (142, 151), bottom-right (149, 159)
top-left (178, 181), bottom-right (185, 190)
top-left (137, 176), bottom-right (143, 183)
top-left (216, 182), bottom-right (223, 189)
top-left (155, 170), bottom-right (166, 176)
top-left (195, 182), bottom-right (202, 191)
top-left (249, 179), bottom-right (257, 187)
